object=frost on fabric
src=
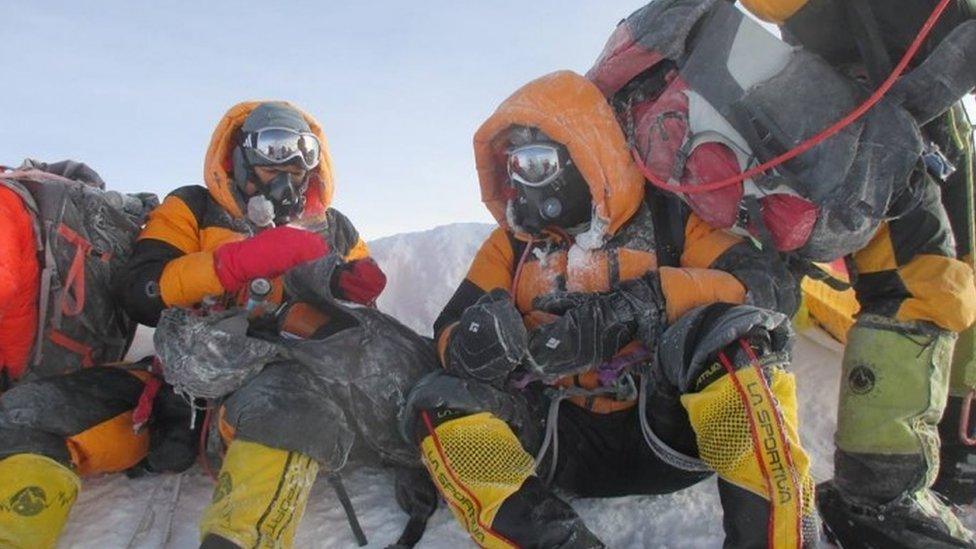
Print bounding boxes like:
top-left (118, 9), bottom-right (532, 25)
top-left (57, 224), bottom-right (976, 547)
top-left (155, 307), bottom-right (280, 400)
top-left (573, 215), bottom-right (608, 251)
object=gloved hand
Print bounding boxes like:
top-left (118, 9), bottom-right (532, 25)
top-left (213, 226), bottom-right (329, 292)
top-left (331, 258), bottom-right (387, 305)
top-left (527, 273), bottom-right (666, 382)
top-left (445, 289), bottom-right (528, 386)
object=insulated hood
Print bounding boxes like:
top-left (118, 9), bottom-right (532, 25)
top-left (473, 71), bottom-right (645, 240)
top-left (203, 101), bottom-right (335, 220)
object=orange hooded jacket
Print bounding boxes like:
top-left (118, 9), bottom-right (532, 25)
top-left (434, 71), bottom-right (796, 412)
top-left (120, 101), bottom-right (370, 326)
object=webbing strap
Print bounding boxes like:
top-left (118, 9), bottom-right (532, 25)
top-left (56, 223), bottom-right (91, 317)
top-left (132, 375), bottom-right (163, 433)
top-left (48, 329), bottom-right (94, 367)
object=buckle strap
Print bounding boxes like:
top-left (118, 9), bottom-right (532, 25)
top-left (47, 329), bottom-right (94, 367)
top-left (56, 223), bottom-right (92, 317)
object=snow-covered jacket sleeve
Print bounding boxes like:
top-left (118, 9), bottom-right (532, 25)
top-left (665, 212), bottom-right (799, 317)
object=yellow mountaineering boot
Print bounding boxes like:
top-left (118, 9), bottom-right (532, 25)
top-left (681, 350), bottom-right (816, 549)
top-left (418, 411), bottom-right (536, 549)
top-left (0, 453), bottom-right (80, 549)
top-left (200, 440), bottom-right (319, 548)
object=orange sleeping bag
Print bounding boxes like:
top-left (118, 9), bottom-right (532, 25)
top-left (0, 184), bottom-right (39, 383)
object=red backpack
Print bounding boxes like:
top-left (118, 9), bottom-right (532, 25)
top-left (587, 0), bottom-right (958, 261)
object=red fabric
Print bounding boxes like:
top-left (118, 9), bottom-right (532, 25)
top-left (0, 185), bottom-right (39, 381)
top-left (683, 142), bottom-right (744, 230)
top-left (131, 375), bottom-right (162, 432)
top-left (756, 194), bottom-right (819, 252)
top-left (212, 226), bottom-right (329, 292)
top-left (586, 24), bottom-right (666, 98)
top-left (335, 257), bottom-right (386, 305)
top-left (632, 76), bottom-right (689, 183)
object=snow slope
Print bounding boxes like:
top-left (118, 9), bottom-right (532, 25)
top-left (57, 223), bottom-right (971, 548)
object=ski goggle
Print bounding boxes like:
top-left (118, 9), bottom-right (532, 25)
top-left (507, 143), bottom-right (573, 187)
top-left (241, 127), bottom-right (321, 170)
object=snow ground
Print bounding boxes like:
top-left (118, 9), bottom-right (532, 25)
top-left (57, 224), bottom-right (975, 548)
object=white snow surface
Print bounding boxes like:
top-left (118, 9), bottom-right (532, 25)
top-left (58, 223), bottom-right (975, 548)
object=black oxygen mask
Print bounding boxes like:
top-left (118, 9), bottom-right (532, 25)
top-left (511, 162), bottom-right (593, 236)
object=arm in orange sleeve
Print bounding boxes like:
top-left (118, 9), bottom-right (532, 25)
top-left (344, 238), bottom-right (370, 261)
top-left (659, 213), bottom-right (799, 321)
top-left (119, 188), bottom-right (227, 326)
top-left (432, 227), bottom-right (516, 366)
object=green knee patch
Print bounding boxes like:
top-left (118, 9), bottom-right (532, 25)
top-left (836, 316), bottom-right (953, 459)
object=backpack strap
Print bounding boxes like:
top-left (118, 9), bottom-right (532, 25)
top-left (55, 223), bottom-right (93, 317)
top-left (646, 187), bottom-right (686, 268)
top-left (843, 0), bottom-right (895, 86)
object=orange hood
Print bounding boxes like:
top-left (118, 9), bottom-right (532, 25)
top-left (203, 101), bottom-right (335, 219)
top-left (473, 70), bottom-right (645, 241)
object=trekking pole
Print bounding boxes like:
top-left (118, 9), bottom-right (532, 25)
top-left (328, 472), bottom-right (368, 546)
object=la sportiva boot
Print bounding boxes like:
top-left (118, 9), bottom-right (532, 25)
top-left (0, 453), bottom-right (80, 549)
top-left (417, 409), bottom-right (603, 548)
top-left (680, 337), bottom-right (818, 548)
top-left (199, 439), bottom-right (319, 549)
top-left (825, 316), bottom-right (975, 547)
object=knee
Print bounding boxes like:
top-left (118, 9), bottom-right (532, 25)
top-left (400, 371), bottom-right (535, 446)
top-left (655, 303), bottom-right (793, 395)
top-left (898, 255), bottom-right (976, 331)
top-left (223, 363), bottom-right (353, 468)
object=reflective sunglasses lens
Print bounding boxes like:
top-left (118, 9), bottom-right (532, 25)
top-left (508, 145), bottom-right (562, 186)
top-left (253, 129), bottom-right (321, 168)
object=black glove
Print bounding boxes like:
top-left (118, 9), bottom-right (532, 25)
top-left (527, 273), bottom-right (666, 382)
top-left (614, 272), bottom-right (667, 347)
top-left (445, 289), bottom-right (528, 386)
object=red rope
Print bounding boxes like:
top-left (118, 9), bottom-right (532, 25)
top-left (739, 339), bottom-right (805, 544)
top-left (635, 0), bottom-right (953, 195)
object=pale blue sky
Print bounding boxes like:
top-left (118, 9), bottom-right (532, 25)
top-left (2, 1), bottom-right (651, 239)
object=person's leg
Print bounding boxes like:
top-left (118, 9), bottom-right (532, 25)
top-left (653, 303), bottom-right (817, 548)
top-left (199, 362), bottom-right (354, 549)
top-left (0, 366), bottom-right (150, 548)
top-left (402, 371), bottom-right (603, 548)
top-left (821, 174), bottom-right (976, 546)
top-left (929, 103), bottom-right (976, 504)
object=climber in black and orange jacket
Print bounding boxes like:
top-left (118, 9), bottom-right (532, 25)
top-left (0, 101), bottom-right (385, 549)
top-left (401, 71), bottom-right (816, 548)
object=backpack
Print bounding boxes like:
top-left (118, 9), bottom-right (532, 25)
top-left (587, 0), bottom-right (975, 262)
top-left (0, 160), bottom-right (158, 381)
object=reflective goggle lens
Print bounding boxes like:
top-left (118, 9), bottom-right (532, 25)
top-left (507, 144), bottom-right (566, 187)
top-left (245, 128), bottom-right (321, 169)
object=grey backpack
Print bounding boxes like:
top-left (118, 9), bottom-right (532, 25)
top-left (0, 160), bottom-right (158, 380)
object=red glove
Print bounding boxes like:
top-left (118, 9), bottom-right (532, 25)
top-left (331, 258), bottom-right (387, 305)
top-left (213, 226), bottom-right (329, 292)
